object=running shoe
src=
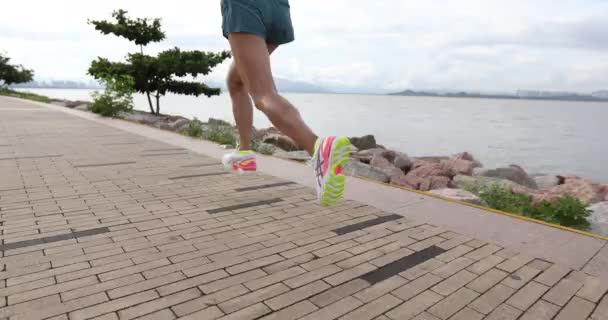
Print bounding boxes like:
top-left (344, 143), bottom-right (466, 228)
top-left (222, 150), bottom-right (257, 174)
top-left (311, 136), bottom-right (351, 206)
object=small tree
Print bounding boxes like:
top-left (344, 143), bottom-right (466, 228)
top-left (0, 53), bottom-right (34, 88)
top-left (90, 75), bottom-right (135, 117)
top-left (88, 10), bottom-right (230, 115)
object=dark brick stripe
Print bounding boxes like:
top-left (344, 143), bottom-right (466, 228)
top-left (169, 172), bottom-right (229, 180)
top-left (0, 227), bottom-right (110, 251)
top-left (0, 155), bottom-right (62, 161)
top-left (74, 161), bottom-right (136, 168)
top-left (207, 198), bottom-right (283, 214)
top-left (360, 245), bottom-right (446, 285)
top-left (333, 214), bottom-right (403, 235)
top-left (235, 182), bottom-right (296, 192)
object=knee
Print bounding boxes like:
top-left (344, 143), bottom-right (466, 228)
top-left (251, 92), bottom-right (278, 112)
top-left (226, 73), bottom-right (245, 94)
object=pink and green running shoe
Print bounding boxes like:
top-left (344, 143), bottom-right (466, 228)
top-left (312, 136), bottom-right (352, 207)
top-left (222, 150), bottom-right (257, 175)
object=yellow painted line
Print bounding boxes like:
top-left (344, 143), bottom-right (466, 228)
top-left (351, 174), bottom-right (608, 241)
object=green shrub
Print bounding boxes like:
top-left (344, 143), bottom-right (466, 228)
top-left (0, 88), bottom-right (51, 103)
top-left (252, 141), bottom-right (275, 155)
top-left (477, 184), bottom-right (591, 230)
top-left (202, 124), bottom-right (235, 146)
top-left (90, 75), bottom-right (134, 117)
top-left (187, 117), bottom-right (204, 137)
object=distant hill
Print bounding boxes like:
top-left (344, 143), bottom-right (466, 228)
top-left (391, 89), bottom-right (608, 102)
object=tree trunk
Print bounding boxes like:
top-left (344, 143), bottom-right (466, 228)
top-left (146, 92), bottom-right (154, 114)
top-left (155, 94), bottom-right (160, 115)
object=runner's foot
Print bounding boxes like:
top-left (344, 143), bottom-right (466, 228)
top-left (222, 150), bottom-right (257, 174)
top-left (312, 136), bottom-right (351, 206)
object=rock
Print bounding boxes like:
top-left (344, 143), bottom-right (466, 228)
top-left (420, 176), bottom-right (451, 191)
top-left (351, 148), bottom-right (386, 163)
top-left (74, 104), bottom-right (89, 111)
top-left (534, 175), bottom-right (563, 190)
top-left (393, 152), bottom-right (413, 172)
top-left (407, 163), bottom-right (448, 178)
top-left (473, 165), bottom-right (538, 189)
top-left (429, 189), bottom-right (482, 205)
top-left (452, 175), bottom-right (519, 194)
top-left (263, 134), bottom-right (302, 151)
top-left (588, 202), bottom-right (608, 236)
top-left (413, 156), bottom-right (450, 165)
top-left (175, 120), bottom-right (192, 132)
top-left (370, 154), bottom-right (403, 176)
top-left (344, 160), bottom-right (390, 183)
top-left (50, 99), bottom-right (68, 107)
top-left (391, 174), bottom-right (421, 189)
top-left (452, 152), bottom-right (475, 162)
top-left (547, 177), bottom-right (605, 204)
top-left (274, 150), bottom-right (311, 162)
top-left (440, 159), bottom-right (479, 177)
top-left (349, 135), bottom-right (376, 150)
top-left (169, 119), bottom-right (190, 131)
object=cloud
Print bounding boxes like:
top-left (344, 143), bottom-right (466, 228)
top-left (1, 0), bottom-right (608, 92)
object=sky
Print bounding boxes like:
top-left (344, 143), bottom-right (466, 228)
top-left (1, 0), bottom-right (607, 93)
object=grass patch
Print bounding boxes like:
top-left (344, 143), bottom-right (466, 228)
top-left (0, 88), bottom-right (51, 103)
top-left (478, 184), bottom-right (591, 230)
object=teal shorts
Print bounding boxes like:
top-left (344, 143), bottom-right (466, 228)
top-left (221, 0), bottom-right (295, 45)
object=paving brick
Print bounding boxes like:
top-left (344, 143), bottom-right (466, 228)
top-left (263, 253), bottom-right (315, 274)
top-left (400, 258), bottom-right (445, 281)
top-left (496, 254), bottom-right (535, 273)
top-left (464, 244), bottom-right (502, 261)
top-left (200, 269), bottom-right (266, 294)
top-left (591, 294), bottom-right (608, 320)
top-left (386, 290), bottom-right (443, 320)
top-left (355, 275), bottom-right (408, 303)
top-left (284, 265), bottom-right (342, 288)
top-left (348, 238), bottom-right (393, 255)
top-left (392, 273), bottom-right (443, 301)
top-left (466, 255), bottom-right (504, 275)
top-left (280, 241), bottom-right (331, 259)
top-left (6, 262), bottom-right (89, 286)
top-left (173, 306), bottom-right (225, 320)
top-left (134, 309), bottom-right (176, 320)
top-left (324, 263), bottom-right (377, 286)
top-left (449, 307), bottom-right (483, 320)
top-left (337, 250), bottom-right (384, 269)
top-left (408, 237), bottom-right (444, 252)
top-left (527, 259), bottom-right (553, 271)
top-left (118, 288), bottom-right (201, 320)
top-left (568, 271), bottom-right (608, 303)
top-left (435, 245), bottom-right (474, 263)
top-left (107, 271), bottom-right (184, 299)
top-left (183, 256), bottom-right (248, 277)
top-left (505, 281), bottom-right (549, 311)
top-left (244, 266), bottom-right (305, 291)
top-left (172, 285), bottom-right (250, 317)
top-left (436, 236), bottom-right (473, 251)
top-left (157, 269), bottom-right (228, 296)
top-left (411, 312), bottom-right (440, 320)
top-left (144, 257), bottom-right (211, 279)
top-left (466, 268), bottom-right (509, 293)
top-left (310, 279), bottom-right (370, 307)
top-left (312, 240), bottom-right (359, 258)
top-left (98, 258), bottom-right (170, 282)
top-left (9, 276), bottom-right (98, 305)
top-left (258, 300), bottom-right (318, 320)
top-left (341, 294), bottom-right (403, 320)
top-left (301, 251), bottom-right (352, 271)
top-left (500, 266), bottom-right (541, 290)
top-left (370, 247), bottom-right (416, 268)
top-left (298, 296), bottom-right (363, 320)
top-left (61, 273), bottom-right (144, 301)
top-left (543, 278), bottom-right (583, 306)
top-left (431, 270), bottom-right (476, 296)
top-left (469, 284), bottom-right (516, 315)
top-left (15, 292), bottom-right (109, 320)
top-left (216, 302), bottom-right (271, 320)
top-left (69, 290), bottom-right (159, 320)
top-left (427, 287), bottom-right (478, 319)
top-left (518, 300), bottom-right (561, 320)
top-left (0, 277), bottom-right (55, 296)
top-left (243, 243), bottom-right (296, 260)
top-left (465, 239), bottom-right (487, 249)
top-left (432, 257), bottom-right (474, 278)
top-left (219, 283), bottom-right (289, 314)
top-left (56, 260), bottom-right (132, 283)
top-left (265, 280), bottom-right (331, 311)
top-left (483, 303), bottom-right (522, 320)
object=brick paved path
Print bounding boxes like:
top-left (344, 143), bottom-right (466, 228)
top-left (0, 97), bottom-right (606, 320)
